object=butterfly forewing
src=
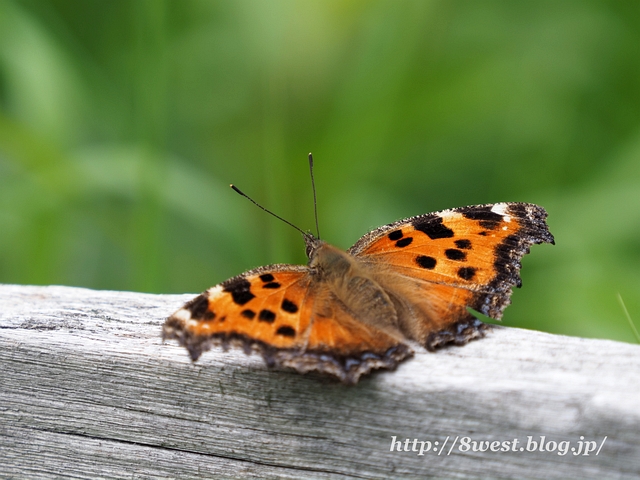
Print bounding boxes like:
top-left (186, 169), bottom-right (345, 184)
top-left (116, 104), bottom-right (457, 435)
top-left (163, 264), bottom-right (412, 383)
top-left (349, 202), bottom-right (554, 320)
top-left (163, 266), bottom-right (312, 360)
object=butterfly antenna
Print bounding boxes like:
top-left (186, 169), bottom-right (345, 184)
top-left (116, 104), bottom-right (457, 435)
top-left (230, 184), bottom-right (307, 236)
top-left (308, 153), bottom-right (321, 239)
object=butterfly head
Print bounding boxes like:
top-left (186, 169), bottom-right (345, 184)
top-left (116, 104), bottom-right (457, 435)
top-left (305, 235), bottom-right (355, 283)
top-left (303, 232), bottom-right (325, 260)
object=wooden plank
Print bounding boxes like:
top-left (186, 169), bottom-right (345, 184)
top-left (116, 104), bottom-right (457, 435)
top-left (1, 284), bottom-right (639, 479)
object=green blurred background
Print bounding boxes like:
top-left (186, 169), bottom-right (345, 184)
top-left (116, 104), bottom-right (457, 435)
top-left (1, 0), bottom-right (639, 343)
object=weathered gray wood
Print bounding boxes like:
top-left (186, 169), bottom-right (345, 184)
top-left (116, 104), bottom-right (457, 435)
top-left (1, 284), bottom-right (639, 479)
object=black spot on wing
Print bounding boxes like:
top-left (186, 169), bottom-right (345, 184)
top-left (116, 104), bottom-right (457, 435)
top-left (259, 273), bottom-right (275, 282)
top-left (263, 282), bottom-right (281, 289)
top-left (460, 206), bottom-right (503, 223)
top-left (416, 255), bottom-right (437, 269)
top-left (412, 216), bottom-right (454, 239)
top-left (259, 309), bottom-right (276, 323)
top-left (455, 239), bottom-right (472, 249)
top-left (222, 277), bottom-right (255, 305)
top-left (457, 267), bottom-right (477, 281)
top-left (388, 230), bottom-right (403, 241)
top-left (445, 249), bottom-right (466, 261)
top-left (479, 220), bottom-right (500, 230)
top-left (395, 237), bottom-right (413, 248)
top-left (241, 309), bottom-right (256, 319)
top-left (276, 326), bottom-right (296, 337)
top-left (184, 294), bottom-right (214, 320)
top-left (460, 206), bottom-right (503, 230)
top-left (281, 299), bottom-right (299, 313)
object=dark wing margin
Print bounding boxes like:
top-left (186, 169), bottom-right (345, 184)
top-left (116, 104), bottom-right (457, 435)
top-left (262, 342), bottom-right (413, 385)
top-left (162, 321), bottom-right (413, 384)
top-left (470, 203), bottom-right (554, 319)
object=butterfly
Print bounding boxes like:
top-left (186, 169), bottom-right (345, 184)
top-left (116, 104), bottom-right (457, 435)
top-left (163, 185), bottom-right (554, 384)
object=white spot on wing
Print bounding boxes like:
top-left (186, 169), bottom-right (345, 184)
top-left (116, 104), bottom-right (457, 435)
top-left (491, 203), bottom-right (508, 215)
top-left (173, 308), bottom-right (192, 323)
top-left (178, 305), bottom-right (202, 328)
top-left (438, 210), bottom-right (463, 219)
top-left (491, 203), bottom-right (511, 222)
top-left (207, 285), bottom-right (224, 299)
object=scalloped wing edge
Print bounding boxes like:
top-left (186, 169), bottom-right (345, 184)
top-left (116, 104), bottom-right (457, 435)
top-left (163, 317), bottom-right (414, 384)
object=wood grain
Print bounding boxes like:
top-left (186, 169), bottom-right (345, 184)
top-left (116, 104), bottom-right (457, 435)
top-left (1, 284), bottom-right (639, 479)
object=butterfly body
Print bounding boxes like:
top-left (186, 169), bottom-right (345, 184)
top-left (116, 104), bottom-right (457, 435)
top-left (163, 202), bottom-right (554, 384)
top-left (309, 240), bottom-right (402, 338)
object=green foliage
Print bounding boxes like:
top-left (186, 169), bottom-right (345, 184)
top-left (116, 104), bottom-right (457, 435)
top-left (1, 0), bottom-right (639, 343)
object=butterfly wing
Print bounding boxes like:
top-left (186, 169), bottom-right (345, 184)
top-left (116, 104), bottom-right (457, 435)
top-left (348, 202), bottom-right (554, 348)
top-left (163, 264), bottom-right (412, 383)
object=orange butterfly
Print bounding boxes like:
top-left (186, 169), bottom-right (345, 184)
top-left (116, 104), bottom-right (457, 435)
top-left (163, 157), bottom-right (554, 384)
